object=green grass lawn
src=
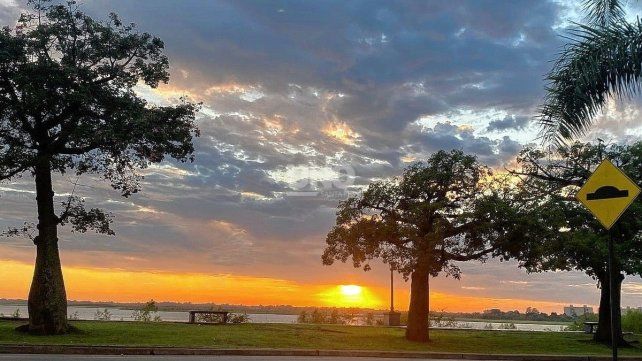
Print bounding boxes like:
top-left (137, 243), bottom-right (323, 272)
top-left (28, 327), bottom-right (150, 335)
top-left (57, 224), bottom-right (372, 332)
top-left (0, 320), bottom-right (641, 356)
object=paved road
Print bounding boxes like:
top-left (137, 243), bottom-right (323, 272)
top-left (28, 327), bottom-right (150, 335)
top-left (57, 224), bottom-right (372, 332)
top-left (0, 356), bottom-right (489, 361)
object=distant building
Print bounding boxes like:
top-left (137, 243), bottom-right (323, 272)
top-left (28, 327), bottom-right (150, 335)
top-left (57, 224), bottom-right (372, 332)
top-left (564, 305), bottom-right (594, 317)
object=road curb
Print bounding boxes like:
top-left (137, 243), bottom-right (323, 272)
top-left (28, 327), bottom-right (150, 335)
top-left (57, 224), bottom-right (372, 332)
top-left (1, 345), bottom-right (641, 360)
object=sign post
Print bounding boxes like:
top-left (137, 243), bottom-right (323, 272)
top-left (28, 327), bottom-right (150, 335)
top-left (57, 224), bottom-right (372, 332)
top-left (608, 228), bottom-right (617, 361)
top-left (576, 159), bottom-right (641, 361)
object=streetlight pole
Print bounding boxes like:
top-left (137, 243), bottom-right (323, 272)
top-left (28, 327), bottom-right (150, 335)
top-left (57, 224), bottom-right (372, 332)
top-left (390, 268), bottom-right (394, 312)
top-left (385, 267), bottom-right (400, 326)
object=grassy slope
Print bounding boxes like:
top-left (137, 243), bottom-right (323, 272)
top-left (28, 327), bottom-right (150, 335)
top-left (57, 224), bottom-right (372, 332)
top-left (0, 320), bottom-right (641, 355)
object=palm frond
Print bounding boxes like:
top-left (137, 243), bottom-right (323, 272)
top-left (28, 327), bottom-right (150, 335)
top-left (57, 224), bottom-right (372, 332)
top-left (583, 0), bottom-right (625, 26)
top-left (540, 20), bottom-right (642, 143)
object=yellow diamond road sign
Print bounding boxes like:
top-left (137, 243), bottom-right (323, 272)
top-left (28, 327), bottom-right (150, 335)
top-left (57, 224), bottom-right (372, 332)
top-left (576, 159), bottom-right (641, 230)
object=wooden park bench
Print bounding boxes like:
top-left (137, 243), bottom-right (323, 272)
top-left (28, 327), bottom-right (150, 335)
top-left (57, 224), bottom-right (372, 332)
top-left (583, 321), bottom-right (635, 339)
top-left (583, 321), bottom-right (598, 334)
top-left (188, 310), bottom-right (229, 324)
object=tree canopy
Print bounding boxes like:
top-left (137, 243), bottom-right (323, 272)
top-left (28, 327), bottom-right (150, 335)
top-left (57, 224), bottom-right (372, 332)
top-left (323, 150), bottom-right (524, 341)
top-left (0, 1), bottom-right (199, 194)
top-left (0, 1), bottom-right (199, 334)
top-left (509, 141), bottom-right (642, 344)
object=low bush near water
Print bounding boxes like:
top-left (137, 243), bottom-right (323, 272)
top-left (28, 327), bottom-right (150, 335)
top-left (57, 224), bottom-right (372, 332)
top-left (564, 314), bottom-right (598, 331)
top-left (623, 310), bottom-right (642, 333)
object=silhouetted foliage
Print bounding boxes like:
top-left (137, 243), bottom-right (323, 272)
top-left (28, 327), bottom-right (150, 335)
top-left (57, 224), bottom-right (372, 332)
top-left (93, 309), bottom-right (112, 321)
top-left (446, 309), bottom-right (573, 323)
top-left (508, 141), bottom-right (642, 345)
top-left (539, 0), bottom-right (638, 142)
top-left (132, 300), bottom-right (162, 322)
top-left (298, 308), bottom-right (355, 325)
top-left (323, 150), bottom-right (525, 342)
top-left (297, 310), bottom-right (308, 323)
top-left (566, 313), bottom-right (599, 331)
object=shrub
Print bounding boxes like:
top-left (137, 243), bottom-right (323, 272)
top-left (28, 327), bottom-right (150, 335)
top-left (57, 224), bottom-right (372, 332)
top-left (564, 313), bottom-right (598, 331)
top-left (228, 313), bottom-right (249, 324)
top-left (429, 310), bottom-right (457, 328)
top-left (365, 313), bottom-right (374, 326)
top-left (94, 309), bottom-right (112, 321)
top-left (329, 309), bottom-right (340, 324)
top-left (623, 309), bottom-right (642, 333)
top-left (297, 311), bottom-right (308, 323)
top-left (68, 311), bottom-right (80, 320)
top-left (311, 309), bottom-right (326, 324)
top-left (132, 300), bottom-right (162, 322)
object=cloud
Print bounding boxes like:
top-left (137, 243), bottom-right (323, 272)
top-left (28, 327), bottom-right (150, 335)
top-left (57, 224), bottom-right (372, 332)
top-left (487, 115), bottom-right (530, 132)
top-left (79, 0), bottom-right (562, 148)
top-left (0, 0), bottom-right (21, 25)
top-left (403, 121), bottom-right (522, 166)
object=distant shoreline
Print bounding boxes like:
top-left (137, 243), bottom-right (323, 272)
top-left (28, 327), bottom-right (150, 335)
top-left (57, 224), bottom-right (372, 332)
top-left (0, 299), bottom-right (574, 324)
top-left (452, 317), bottom-right (570, 325)
top-left (0, 299), bottom-right (385, 315)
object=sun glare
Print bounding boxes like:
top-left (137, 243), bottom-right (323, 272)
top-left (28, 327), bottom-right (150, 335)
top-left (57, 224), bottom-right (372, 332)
top-left (318, 284), bottom-right (381, 308)
top-left (340, 285), bottom-right (362, 296)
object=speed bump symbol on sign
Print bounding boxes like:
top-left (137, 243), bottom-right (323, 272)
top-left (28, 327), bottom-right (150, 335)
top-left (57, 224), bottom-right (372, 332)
top-left (576, 159), bottom-right (641, 230)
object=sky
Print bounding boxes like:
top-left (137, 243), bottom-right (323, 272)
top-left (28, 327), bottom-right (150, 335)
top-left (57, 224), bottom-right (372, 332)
top-left (3, 0), bottom-right (642, 313)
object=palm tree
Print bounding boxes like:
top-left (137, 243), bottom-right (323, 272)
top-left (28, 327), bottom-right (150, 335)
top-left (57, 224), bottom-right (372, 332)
top-left (539, 0), bottom-right (642, 143)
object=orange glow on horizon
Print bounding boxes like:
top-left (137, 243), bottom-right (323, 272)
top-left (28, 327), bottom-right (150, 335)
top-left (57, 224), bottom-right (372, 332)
top-left (0, 259), bottom-right (577, 313)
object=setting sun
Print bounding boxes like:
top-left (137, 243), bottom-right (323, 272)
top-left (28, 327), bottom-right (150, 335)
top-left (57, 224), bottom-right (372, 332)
top-left (317, 285), bottom-right (382, 309)
top-left (340, 285), bottom-right (362, 297)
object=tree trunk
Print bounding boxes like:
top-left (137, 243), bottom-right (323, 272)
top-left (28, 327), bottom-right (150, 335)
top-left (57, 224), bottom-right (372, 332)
top-left (405, 267), bottom-right (430, 342)
top-left (27, 157), bottom-right (68, 335)
top-left (594, 272), bottom-right (625, 346)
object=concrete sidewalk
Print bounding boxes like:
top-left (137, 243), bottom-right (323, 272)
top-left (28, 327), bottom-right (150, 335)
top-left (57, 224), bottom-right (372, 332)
top-left (0, 356), bottom-right (511, 361)
top-left (0, 344), bottom-right (639, 361)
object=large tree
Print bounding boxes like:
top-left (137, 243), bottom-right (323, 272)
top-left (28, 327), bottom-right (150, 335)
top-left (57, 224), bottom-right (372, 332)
top-left (509, 142), bottom-right (642, 345)
top-left (539, 0), bottom-right (640, 142)
top-left (0, 2), bottom-right (199, 334)
top-left (322, 150), bottom-right (522, 342)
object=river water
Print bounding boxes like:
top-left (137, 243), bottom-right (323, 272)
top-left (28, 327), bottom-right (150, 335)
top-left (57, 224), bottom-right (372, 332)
top-left (0, 305), bottom-right (298, 323)
top-left (0, 305), bottom-right (567, 331)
